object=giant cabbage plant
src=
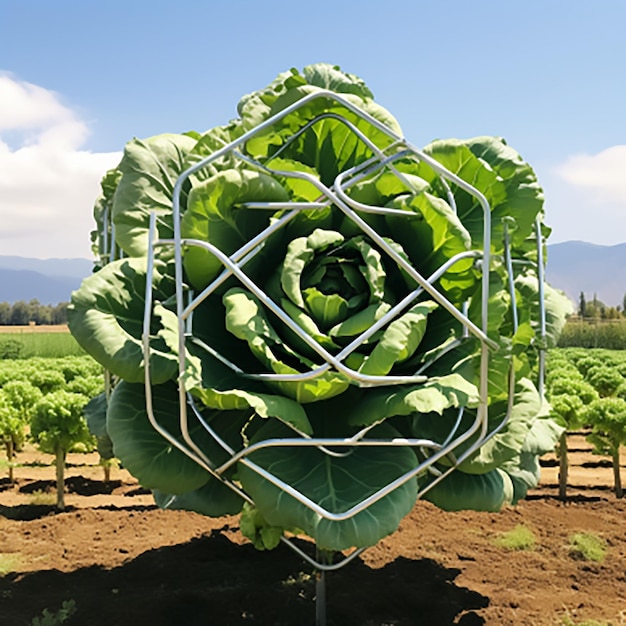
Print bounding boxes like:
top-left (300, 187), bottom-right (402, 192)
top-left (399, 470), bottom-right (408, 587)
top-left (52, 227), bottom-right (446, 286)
top-left (68, 63), bottom-right (573, 552)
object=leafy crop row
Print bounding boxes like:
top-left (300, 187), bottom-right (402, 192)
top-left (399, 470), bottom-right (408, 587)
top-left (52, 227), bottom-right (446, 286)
top-left (0, 356), bottom-right (103, 508)
top-left (557, 319), bottom-right (626, 350)
top-left (546, 347), bottom-right (626, 497)
top-left (2, 349), bottom-right (620, 512)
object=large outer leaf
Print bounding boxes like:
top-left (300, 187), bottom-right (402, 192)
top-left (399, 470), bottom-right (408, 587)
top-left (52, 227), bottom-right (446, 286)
top-left (502, 414), bottom-right (564, 502)
top-left (421, 136), bottom-right (544, 255)
top-left (238, 420), bottom-right (418, 551)
top-left (112, 133), bottom-right (198, 256)
top-left (462, 136), bottom-right (545, 252)
top-left (238, 63), bottom-right (375, 131)
top-left (191, 384), bottom-right (312, 434)
top-left (455, 377), bottom-right (542, 473)
top-left (84, 392), bottom-right (114, 459)
top-left (466, 260), bottom-right (511, 338)
top-left (383, 192), bottom-right (474, 293)
top-left (261, 156), bottom-right (322, 202)
top-left (67, 258), bottom-right (179, 384)
top-left (302, 63), bottom-right (374, 99)
top-left (267, 93), bottom-right (399, 186)
top-left (91, 166), bottom-right (122, 263)
top-left (244, 78), bottom-right (401, 186)
top-left (107, 381), bottom-right (247, 494)
top-left (153, 478), bottom-right (244, 517)
top-left (410, 377), bottom-right (543, 474)
top-left (421, 468), bottom-right (514, 512)
top-left (182, 122), bottom-right (244, 183)
top-left (515, 273), bottom-right (574, 348)
top-left (184, 351), bottom-right (313, 436)
top-left (432, 338), bottom-right (515, 407)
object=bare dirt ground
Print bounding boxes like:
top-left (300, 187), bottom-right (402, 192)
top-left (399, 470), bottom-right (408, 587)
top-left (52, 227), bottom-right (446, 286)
top-left (0, 435), bottom-right (624, 626)
top-left (0, 325), bottom-right (70, 334)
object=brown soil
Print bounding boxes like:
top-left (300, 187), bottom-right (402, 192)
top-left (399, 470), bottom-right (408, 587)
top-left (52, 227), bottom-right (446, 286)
top-left (0, 436), bottom-right (624, 626)
top-left (0, 325), bottom-right (70, 334)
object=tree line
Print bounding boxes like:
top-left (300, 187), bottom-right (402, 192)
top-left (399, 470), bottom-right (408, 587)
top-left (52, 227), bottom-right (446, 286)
top-left (1, 291), bottom-right (624, 327)
top-left (578, 292), bottom-right (626, 320)
top-left (0, 300), bottom-right (68, 326)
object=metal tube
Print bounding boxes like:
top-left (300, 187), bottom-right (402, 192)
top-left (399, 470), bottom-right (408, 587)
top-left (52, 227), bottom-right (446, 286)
top-left (535, 215), bottom-right (547, 397)
top-left (134, 90), bottom-right (533, 573)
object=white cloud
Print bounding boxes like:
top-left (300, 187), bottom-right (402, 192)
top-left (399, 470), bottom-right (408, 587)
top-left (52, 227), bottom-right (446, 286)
top-left (0, 74), bottom-right (121, 259)
top-left (0, 74), bottom-right (76, 134)
top-left (546, 145), bottom-right (626, 245)
top-left (556, 145), bottom-right (626, 205)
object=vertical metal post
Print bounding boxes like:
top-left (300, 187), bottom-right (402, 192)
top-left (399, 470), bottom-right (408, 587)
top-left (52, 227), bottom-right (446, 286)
top-left (315, 568), bottom-right (326, 626)
top-left (535, 215), bottom-right (547, 398)
top-left (315, 548), bottom-right (331, 626)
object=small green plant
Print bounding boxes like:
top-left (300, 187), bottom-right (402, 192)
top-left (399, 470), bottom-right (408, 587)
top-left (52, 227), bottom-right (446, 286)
top-left (560, 613), bottom-right (609, 626)
top-left (0, 380), bottom-right (42, 482)
top-left (0, 553), bottom-right (21, 576)
top-left (30, 390), bottom-right (94, 510)
top-left (27, 489), bottom-right (57, 506)
top-left (30, 599), bottom-right (76, 626)
top-left (568, 532), bottom-right (607, 563)
top-left (99, 456), bottom-right (120, 483)
top-left (493, 524), bottom-right (537, 551)
top-left (0, 338), bottom-right (23, 359)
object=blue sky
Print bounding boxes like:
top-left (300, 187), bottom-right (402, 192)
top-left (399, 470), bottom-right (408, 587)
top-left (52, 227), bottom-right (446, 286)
top-left (1, 0), bottom-right (625, 259)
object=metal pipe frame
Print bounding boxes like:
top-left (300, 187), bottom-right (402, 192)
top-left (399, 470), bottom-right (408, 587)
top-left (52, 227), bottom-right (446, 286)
top-left (136, 90), bottom-right (546, 571)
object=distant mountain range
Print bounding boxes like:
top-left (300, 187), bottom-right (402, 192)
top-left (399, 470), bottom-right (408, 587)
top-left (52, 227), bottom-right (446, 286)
top-left (0, 241), bottom-right (624, 307)
top-left (545, 241), bottom-right (626, 309)
top-left (0, 256), bottom-right (94, 305)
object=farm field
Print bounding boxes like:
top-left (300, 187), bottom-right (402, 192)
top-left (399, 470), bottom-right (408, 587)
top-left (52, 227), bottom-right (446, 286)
top-left (0, 325), bottom-right (70, 334)
top-left (0, 437), bottom-right (624, 626)
top-left (0, 326), bottom-right (85, 359)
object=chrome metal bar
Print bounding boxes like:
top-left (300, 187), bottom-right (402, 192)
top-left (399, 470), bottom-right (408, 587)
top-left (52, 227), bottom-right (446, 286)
top-left (142, 213), bottom-right (214, 472)
top-left (109, 217), bottom-right (117, 264)
top-left (179, 237), bottom-right (491, 386)
top-left (215, 436), bottom-right (443, 476)
top-left (135, 89), bottom-right (537, 573)
top-left (503, 222), bottom-right (519, 332)
top-left (280, 536), bottom-right (365, 572)
top-left (102, 205), bottom-right (109, 264)
top-left (535, 215), bottom-right (547, 397)
top-left (177, 236), bottom-right (430, 386)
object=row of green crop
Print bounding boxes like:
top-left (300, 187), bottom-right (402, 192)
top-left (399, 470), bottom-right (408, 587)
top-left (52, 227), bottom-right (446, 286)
top-left (545, 347), bottom-right (626, 498)
top-left (1, 349), bottom-right (624, 511)
top-left (0, 356), bottom-right (104, 509)
top-left (557, 319), bottom-right (626, 350)
top-left (0, 332), bottom-right (86, 359)
top-left (1, 347), bottom-right (624, 493)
